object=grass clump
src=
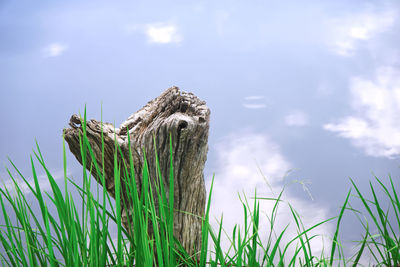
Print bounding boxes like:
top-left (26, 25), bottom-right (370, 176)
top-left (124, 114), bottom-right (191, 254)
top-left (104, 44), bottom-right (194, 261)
top-left (0, 112), bottom-right (399, 266)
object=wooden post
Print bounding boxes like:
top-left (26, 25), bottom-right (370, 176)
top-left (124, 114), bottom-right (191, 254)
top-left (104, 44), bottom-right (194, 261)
top-left (63, 87), bottom-right (210, 256)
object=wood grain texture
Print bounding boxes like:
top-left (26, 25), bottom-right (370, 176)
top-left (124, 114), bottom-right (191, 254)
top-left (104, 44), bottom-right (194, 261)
top-left (63, 86), bottom-right (210, 256)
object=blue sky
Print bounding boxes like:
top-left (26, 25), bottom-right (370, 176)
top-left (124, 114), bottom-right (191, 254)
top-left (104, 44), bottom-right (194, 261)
top-left (1, 0), bottom-right (400, 261)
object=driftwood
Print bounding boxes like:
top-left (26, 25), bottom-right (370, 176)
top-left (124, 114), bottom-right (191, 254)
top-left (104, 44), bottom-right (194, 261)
top-left (63, 87), bottom-right (210, 256)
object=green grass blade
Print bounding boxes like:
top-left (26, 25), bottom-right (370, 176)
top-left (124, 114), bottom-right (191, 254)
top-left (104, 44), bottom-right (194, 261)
top-left (329, 189), bottom-right (351, 266)
top-left (200, 174), bottom-right (214, 266)
top-left (352, 222), bottom-right (369, 267)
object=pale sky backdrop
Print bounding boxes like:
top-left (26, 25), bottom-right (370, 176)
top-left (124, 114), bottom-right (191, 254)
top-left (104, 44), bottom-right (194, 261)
top-left (1, 0), bottom-right (400, 262)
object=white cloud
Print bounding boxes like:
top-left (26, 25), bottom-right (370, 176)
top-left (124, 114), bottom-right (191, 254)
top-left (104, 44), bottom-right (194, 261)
top-left (193, 3), bottom-right (205, 13)
top-left (242, 103), bottom-right (266, 109)
top-left (43, 42), bottom-right (69, 57)
top-left (316, 83), bottom-right (334, 97)
top-left (208, 132), bottom-right (332, 260)
top-left (215, 10), bottom-right (230, 36)
top-left (324, 67), bottom-right (400, 158)
top-left (284, 111), bottom-right (309, 126)
top-left (1, 169), bottom-right (67, 195)
top-left (145, 23), bottom-right (182, 44)
top-left (327, 9), bottom-right (396, 56)
top-left (243, 95), bottom-right (267, 109)
top-left (244, 95), bottom-right (264, 101)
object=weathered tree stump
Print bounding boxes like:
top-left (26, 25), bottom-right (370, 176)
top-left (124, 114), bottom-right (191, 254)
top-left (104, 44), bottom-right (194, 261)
top-left (63, 86), bottom-right (210, 256)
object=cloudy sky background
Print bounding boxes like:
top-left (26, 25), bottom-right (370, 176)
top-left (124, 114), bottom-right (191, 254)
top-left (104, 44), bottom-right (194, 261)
top-left (1, 0), bottom-right (400, 262)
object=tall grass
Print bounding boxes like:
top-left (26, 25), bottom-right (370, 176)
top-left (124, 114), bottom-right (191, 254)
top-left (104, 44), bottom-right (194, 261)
top-left (0, 112), bottom-right (398, 266)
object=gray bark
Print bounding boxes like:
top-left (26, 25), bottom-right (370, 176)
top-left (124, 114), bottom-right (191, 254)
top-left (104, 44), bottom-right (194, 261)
top-left (63, 86), bottom-right (210, 256)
